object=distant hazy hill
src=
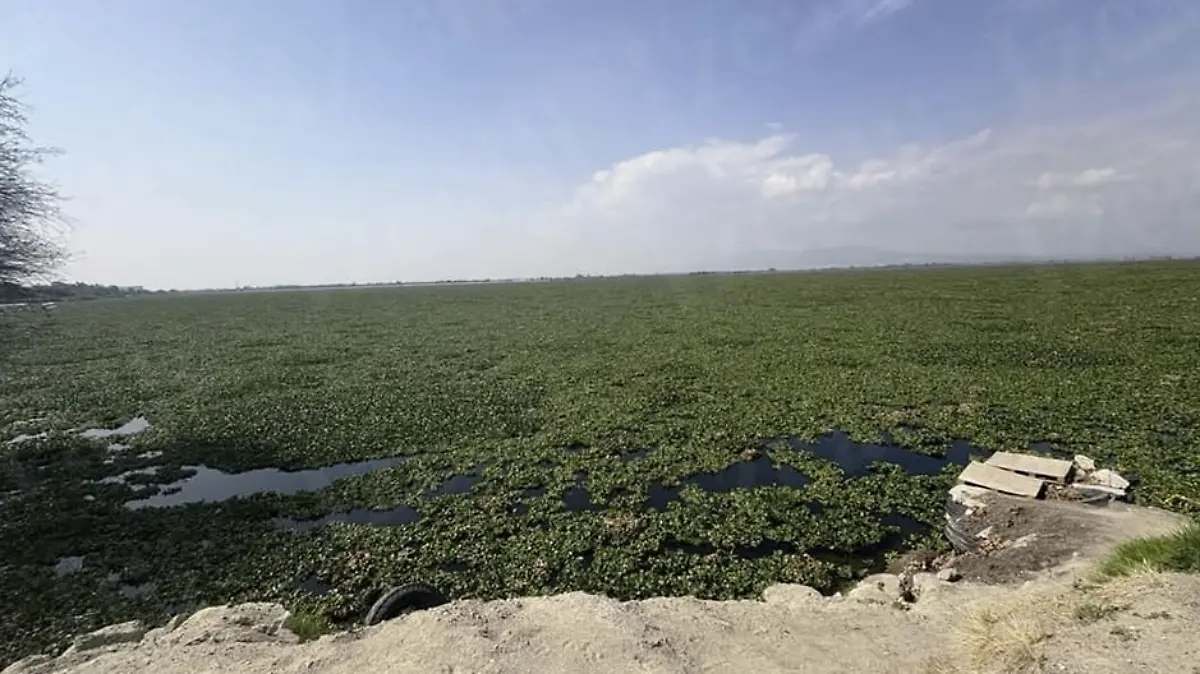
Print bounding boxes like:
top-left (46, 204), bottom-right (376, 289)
top-left (699, 246), bottom-right (1092, 273)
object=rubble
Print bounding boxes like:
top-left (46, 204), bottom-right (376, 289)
top-left (61, 622), bottom-right (146, 656)
top-left (1073, 454), bottom-right (1096, 473)
top-left (1088, 469), bottom-right (1131, 492)
top-left (954, 450), bottom-right (1132, 504)
top-left (935, 567), bottom-right (961, 583)
top-left (949, 484), bottom-right (989, 513)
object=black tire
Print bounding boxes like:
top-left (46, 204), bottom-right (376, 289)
top-left (364, 584), bottom-right (448, 625)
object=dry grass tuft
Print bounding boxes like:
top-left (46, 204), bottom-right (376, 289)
top-left (926, 566), bottom-right (1186, 673)
top-left (923, 588), bottom-right (1070, 673)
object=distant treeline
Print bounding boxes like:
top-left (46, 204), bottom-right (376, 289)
top-left (0, 281), bottom-right (164, 302)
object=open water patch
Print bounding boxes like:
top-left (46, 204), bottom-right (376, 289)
top-left (431, 473), bottom-right (481, 496)
top-left (299, 575), bottom-right (332, 596)
top-left (512, 486), bottom-right (548, 515)
top-left (81, 416), bottom-right (151, 440)
top-left (562, 485), bottom-right (603, 512)
top-left (788, 432), bottom-right (985, 477)
top-left (275, 506), bottom-right (422, 531)
top-left (879, 510), bottom-right (931, 536)
top-left (6, 431), bottom-right (49, 445)
top-left (121, 456), bottom-right (406, 509)
top-left (646, 456), bottom-right (812, 511)
top-left (52, 556), bottom-right (85, 576)
top-left (118, 581), bottom-right (155, 600)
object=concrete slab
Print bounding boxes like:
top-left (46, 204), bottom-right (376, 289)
top-left (985, 451), bottom-right (1073, 484)
top-left (957, 461), bottom-right (1045, 499)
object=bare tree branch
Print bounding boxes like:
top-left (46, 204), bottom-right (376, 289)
top-left (1, 73), bottom-right (68, 285)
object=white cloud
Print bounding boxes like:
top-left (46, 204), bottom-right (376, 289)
top-left (528, 99), bottom-right (1200, 275)
top-left (794, 0), bottom-right (918, 51)
top-left (1026, 194), bottom-right (1104, 219)
top-left (859, 0), bottom-right (915, 24)
top-left (1036, 167), bottom-right (1134, 189)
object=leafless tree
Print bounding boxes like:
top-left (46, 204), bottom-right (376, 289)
top-left (1, 74), bottom-right (67, 286)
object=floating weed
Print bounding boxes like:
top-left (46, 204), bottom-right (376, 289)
top-left (1, 260), bottom-right (1198, 667)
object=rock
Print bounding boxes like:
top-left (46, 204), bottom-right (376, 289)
top-left (1073, 454), bottom-right (1096, 473)
top-left (936, 568), bottom-right (961, 583)
top-left (975, 526), bottom-right (995, 540)
top-left (62, 620), bottom-right (146, 655)
top-left (1072, 483), bottom-right (1125, 499)
top-left (1006, 534), bottom-right (1039, 550)
top-left (909, 573), bottom-right (942, 593)
top-left (144, 612), bottom-right (190, 643)
top-left (846, 573), bottom-right (904, 604)
top-left (1088, 469), bottom-right (1131, 491)
top-left (861, 574), bottom-right (903, 597)
top-left (949, 484), bottom-right (989, 512)
top-left (761, 584), bottom-right (823, 605)
top-left (164, 614), bottom-right (187, 632)
top-left (845, 584), bottom-right (896, 605)
top-left (159, 603), bottom-right (297, 646)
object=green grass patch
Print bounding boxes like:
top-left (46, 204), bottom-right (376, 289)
top-left (283, 611), bottom-right (335, 642)
top-left (1094, 522), bottom-right (1200, 579)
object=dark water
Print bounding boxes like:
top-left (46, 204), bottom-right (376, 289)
top-left (299, 575), bottom-right (332, 596)
top-left (788, 431), bottom-right (983, 477)
top-left (276, 506), bottom-right (422, 532)
top-left (118, 581), bottom-right (155, 600)
top-left (432, 473), bottom-right (481, 496)
top-left (879, 510), bottom-right (931, 535)
top-left (100, 570), bottom-right (157, 600)
top-left (123, 456), bottom-right (406, 509)
top-left (562, 485), bottom-right (603, 512)
top-left (431, 463), bottom-right (489, 497)
top-left (512, 486), bottom-right (548, 515)
top-left (647, 456), bottom-right (812, 511)
top-left (520, 486), bottom-right (548, 500)
top-left (1030, 441), bottom-right (1072, 460)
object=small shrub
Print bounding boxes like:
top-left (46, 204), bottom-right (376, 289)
top-left (283, 611), bottom-right (334, 642)
top-left (1094, 522), bottom-right (1200, 579)
top-left (1073, 602), bottom-right (1125, 624)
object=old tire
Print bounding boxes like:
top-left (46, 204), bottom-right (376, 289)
top-left (364, 584), bottom-right (448, 625)
top-left (944, 496), bottom-right (978, 553)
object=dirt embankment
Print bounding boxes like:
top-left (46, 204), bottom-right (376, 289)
top-left (4, 496), bottom-right (1192, 674)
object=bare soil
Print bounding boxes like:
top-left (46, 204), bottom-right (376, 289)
top-left (4, 494), bottom-right (1191, 674)
top-left (893, 492), bottom-right (1168, 585)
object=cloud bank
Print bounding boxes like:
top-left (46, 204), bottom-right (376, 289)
top-left (513, 2), bottom-right (1200, 277)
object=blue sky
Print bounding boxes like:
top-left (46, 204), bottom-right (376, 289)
top-left (3, 0), bottom-right (1199, 289)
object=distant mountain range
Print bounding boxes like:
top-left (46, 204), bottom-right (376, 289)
top-left (697, 246), bottom-right (1185, 273)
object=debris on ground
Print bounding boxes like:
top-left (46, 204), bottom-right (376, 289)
top-left (954, 450), bottom-right (1134, 505)
top-left (925, 488), bottom-right (1173, 585)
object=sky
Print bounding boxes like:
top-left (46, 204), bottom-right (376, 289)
top-left (3, 0), bottom-right (1200, 289)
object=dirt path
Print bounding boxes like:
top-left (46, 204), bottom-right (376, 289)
top-left (4, 497), bottom-right (1191, 674)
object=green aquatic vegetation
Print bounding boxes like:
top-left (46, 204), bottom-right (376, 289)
top-left (2, 260), bottom-right (1199, 666)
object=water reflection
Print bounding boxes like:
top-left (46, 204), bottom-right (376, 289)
top-left (124, 456), bottom-right (405, 509)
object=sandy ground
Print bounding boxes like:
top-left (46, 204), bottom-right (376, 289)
top-left (4, 495), bottom-right (1193, 674)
